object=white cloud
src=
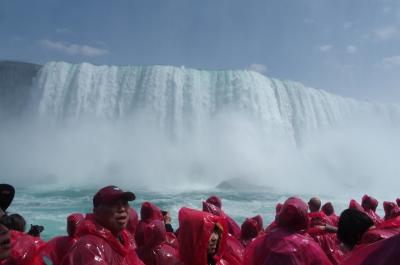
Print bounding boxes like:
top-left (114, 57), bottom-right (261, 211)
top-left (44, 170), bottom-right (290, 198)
top-left (318, 45), bottom-right (333, 52)
top-left (39, 39), bottom-right (109, 57)
top-left (377, 55), bottom-right (400, 69)
top-left (248, 63), bottom-right (267, 73)
top-left (346, 45), bottom-right (357, 54)
top-left (373, 26), bottom-right (398, 41)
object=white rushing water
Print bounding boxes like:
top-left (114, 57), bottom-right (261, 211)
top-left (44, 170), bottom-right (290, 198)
top-left (1, 61), bottom-right (400, 196)
top-left (31, 62), bottom-right (400, 145)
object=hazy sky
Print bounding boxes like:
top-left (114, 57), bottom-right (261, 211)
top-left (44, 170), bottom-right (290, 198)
top-left (1, 0), bottom-right (399, 102)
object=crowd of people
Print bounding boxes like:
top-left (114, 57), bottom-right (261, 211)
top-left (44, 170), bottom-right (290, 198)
top-left (1, 183), bottom-right (400, 265)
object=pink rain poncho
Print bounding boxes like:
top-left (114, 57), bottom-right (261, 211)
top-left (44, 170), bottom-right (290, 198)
top-left (243, 197), bottom-right (332, 265)
top-left (126, 207), bottom-right (139, 235)
top-left (61, 214), bottom-right (144, 265)
top-left (361, 215), bottom-right (400, 244)
top-left (349, 199), bottom-right (365, 212)
top-left (240, 215), bottom-right (263, 247)
top-left (41, 213), bottom-right (85, 265)
top-left (361, 195), bottom-right (383, 225)
top-left (383, 201), bottom-right (399, 221)
top-left (135, 202), bottom-right (163, 247)
top-left (136, 220), bottom-right (180, 265)
top-left (341, 233), bottom-right (400, 265)
top-left (321, 202), bottom-right (339, 226)
top-left (202, 200), bottom-right (241, 240)
top-left (178, 207), bottom-right (241, 265)
top-left (264, 203), bottom-right (282, 233)
top-left (206, 195), bottom-right (222, 209)
top-left (0, 230), bottom-right (45, 265)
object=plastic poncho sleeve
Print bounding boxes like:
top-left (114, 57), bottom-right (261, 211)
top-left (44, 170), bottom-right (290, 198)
top-left (341, 233), bottom-right (400, 265)
top-left (2, 231), bottom-right (45, 265)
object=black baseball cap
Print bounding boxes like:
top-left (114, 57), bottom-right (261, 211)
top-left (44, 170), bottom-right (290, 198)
top-left (0, 184), bottom-right (15, 211)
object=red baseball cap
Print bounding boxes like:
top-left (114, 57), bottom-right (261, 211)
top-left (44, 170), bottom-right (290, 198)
top-left (93, 186), bottom-right (135, 207)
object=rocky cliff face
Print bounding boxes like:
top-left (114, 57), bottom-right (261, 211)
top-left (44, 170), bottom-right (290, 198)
top-left (0, 61), bottom-right (41, 120)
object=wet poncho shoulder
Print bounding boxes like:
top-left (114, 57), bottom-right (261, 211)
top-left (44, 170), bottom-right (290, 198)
top-left (61, 214), bottom-right (144, 265)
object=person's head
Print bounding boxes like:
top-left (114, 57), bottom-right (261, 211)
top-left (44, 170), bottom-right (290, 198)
top-left (277, 197), bottom-right (309, 231)
top-left (67, 213), bottom-right (85, 237)
top-left (241, 218), bottom-right (258, 240)
top-left (206, 196), bottom-right (222, 209)
top-left (308, 197), bottom-right (321, 213)
top-left (383, 201), bottom-right (396, 220)
top-left (390, 207), bottom-right (400, 219)
top-left (349, 199), bottom-right (365, 212)
top-left (8, 214), bottom-right (26, 232)
top-left (321, 202), bottom-right (335, 216)
top-left (140, 202), bottom-right (163, 222)
top-left (92, 185), bottom-right (135, 236)
top-left (275, 203), bottom-right (283, 215)
top-left (208, 224), bottom-right (222, 255)
top-left (161, 210), bottom-right (171, 224)
top-left (0, 184), bottom-right (15, 218)
top-left (361, 194), bottom-right (378, 212)
top-left (337, 209), bottom-right (374, 250)
top-left (251, 215), bottom-right (263, 232)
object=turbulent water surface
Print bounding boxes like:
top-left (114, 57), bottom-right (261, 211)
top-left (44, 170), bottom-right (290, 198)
top-left (9, 186), bottom-right (359, 240)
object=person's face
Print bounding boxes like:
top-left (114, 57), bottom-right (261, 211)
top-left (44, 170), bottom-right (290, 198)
top-left (94, 199), bottom-right (130, 236)
top-left (163, 212), bottom-right (171, 223)
top-left (207, 232), bottom-right (219, 255)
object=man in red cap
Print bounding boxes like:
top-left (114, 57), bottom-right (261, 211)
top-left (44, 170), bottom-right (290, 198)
top-left (62, 185), bottom-right (144, 265)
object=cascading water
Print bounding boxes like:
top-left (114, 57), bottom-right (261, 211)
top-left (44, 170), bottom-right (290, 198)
top-left (31, 62), bottom-right (400, 145)
top-left (1, 61), bottom-right (400, 194)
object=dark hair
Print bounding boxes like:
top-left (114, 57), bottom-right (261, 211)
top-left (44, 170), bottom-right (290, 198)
top-left (337, 209), bottom-right (374, 249)
top-left (161, 210), bottom-right (168, 216)
top-left (213, 223), bottom-right (223, 237)
top-left (0, 213), bottom-right (26, 232)
top-left (8, 214), bottom-right (26, 232)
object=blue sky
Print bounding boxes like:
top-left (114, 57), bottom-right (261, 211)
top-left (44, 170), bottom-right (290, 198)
top-left (1, 0), bottom-right (400, 102)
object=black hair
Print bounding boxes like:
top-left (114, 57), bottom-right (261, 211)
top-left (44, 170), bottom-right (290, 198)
top-left (213, 223), bottom-right (223, 236)
top-left (0, 213), bottom-right (26, 232)
top-left (161, 210), bottom-right (168, 216)
top-left (337, 209), bottom-right (374, 249)
top-left (8, 213), bottom-right (26, 232)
